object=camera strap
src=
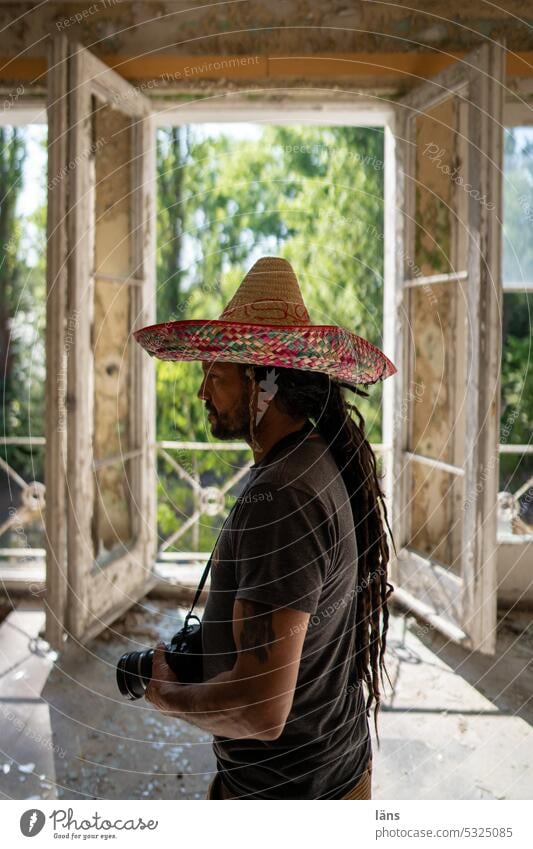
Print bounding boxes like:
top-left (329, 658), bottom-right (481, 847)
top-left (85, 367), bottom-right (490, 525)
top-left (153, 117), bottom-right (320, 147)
top-left (188, 554), bottom-right (213, 616)
top-left (184, 505), bottom-right (236, 625)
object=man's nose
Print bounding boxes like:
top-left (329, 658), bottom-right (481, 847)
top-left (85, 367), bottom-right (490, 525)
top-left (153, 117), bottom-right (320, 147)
top-left (197, 377), bottom-right (208, 401)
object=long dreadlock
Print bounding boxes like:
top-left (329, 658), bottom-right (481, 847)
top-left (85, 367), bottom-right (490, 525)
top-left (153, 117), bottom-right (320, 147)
top-left (242, 363), bottom-right (396, 743)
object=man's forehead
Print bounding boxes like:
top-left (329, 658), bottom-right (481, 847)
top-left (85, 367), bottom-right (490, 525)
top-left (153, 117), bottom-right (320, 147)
top-left (201, 360), bottom-right (233, 373)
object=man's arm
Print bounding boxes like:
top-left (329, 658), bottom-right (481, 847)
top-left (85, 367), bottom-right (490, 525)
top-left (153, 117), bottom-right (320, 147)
top-left (144, 599), bottom-right (309, 741)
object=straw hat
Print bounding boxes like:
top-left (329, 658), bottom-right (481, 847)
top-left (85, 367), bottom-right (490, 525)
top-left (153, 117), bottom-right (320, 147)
top-left (133, 256), bottom-right (397, 388)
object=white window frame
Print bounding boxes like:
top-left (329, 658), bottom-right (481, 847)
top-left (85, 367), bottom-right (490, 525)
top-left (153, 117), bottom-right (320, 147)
top-left (44, 36), bottom-right (157, 647)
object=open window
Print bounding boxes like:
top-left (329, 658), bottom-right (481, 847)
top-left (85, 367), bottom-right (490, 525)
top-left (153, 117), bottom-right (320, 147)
top-left (385, 43), bottom-right (505, 654)
top-left (43, 34), bottom-right (506, 655)
top-left (45, 35), bottom-right (156, 647)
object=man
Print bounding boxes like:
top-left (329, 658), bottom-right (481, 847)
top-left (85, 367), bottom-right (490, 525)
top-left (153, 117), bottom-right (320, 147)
top-left (134, 256), bottom-right (396, 799)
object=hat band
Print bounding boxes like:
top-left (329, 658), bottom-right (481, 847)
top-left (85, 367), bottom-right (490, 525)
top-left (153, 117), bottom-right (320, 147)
top-left (219, 299), bottom-right (311, 326)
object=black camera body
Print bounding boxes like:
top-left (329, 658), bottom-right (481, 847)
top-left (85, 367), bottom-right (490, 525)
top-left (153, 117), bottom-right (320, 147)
top-left (116, 614), bottom-right (203, 701)
top-left (165, 614), bottom-right (203, 683)
top-left (115, 511), bottom-right (227, 701)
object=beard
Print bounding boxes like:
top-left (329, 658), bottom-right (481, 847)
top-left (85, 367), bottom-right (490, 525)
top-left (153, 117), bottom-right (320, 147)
top-left (207, 389), bottom-right (250, 440)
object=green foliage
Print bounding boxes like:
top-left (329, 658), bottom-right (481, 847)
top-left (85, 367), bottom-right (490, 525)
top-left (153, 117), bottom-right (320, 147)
top-left (154, 124), bottom-right (386, 546)
top-left (8, 122), bottom-right (529, 552)
top-left (503, 128), bottom-right (533, 284)
top-left (1, 123), bottom-right (387, 553)
top-left (156, 127), bottom-right (187, 322)
top-left (0, 126), bottom-right (46, 482)
top-left (500, 292), bottom-right (533, 492)
top-left (499, 128), bottom-right (533, 494)
top-left (155, 124), bottom-right (385, 445)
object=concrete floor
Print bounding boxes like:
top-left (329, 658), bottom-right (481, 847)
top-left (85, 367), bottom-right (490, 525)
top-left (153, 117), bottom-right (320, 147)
top-left (47, 600), bottom-right (216, 801)
top-left (1, 597), bottom-right (533, 800)
top-left (375, 609), bottom-right (533, 799)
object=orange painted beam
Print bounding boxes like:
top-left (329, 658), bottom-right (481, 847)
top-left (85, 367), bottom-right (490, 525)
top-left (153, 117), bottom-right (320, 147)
top-left (0, 57), bottom-right (46, 83)
top-left (107, 54), bottom-right (269, 81)
top-left (102, 52), bottom-right (470, 80)
top-left (267, 52), bottom-right (467, 79)
top-left (1, 51), bottom-right (532, 84)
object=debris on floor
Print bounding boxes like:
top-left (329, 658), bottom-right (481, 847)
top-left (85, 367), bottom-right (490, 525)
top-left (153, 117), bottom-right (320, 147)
top-left (2, 597), bottom-right (533, 799)
top-left (46, 599), bottom-right (216, 800)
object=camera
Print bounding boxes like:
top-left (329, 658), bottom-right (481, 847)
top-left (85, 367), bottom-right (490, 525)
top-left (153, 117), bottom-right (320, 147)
top-left (116, 614), bottom-right (203, 700)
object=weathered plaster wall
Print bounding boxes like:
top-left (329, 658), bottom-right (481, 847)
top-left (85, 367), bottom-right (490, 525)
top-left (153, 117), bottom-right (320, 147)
top-left (0, 1), bottom-right (532, 95)
top-left (92, 102), bottom-right (133, 553)
top-left (2, 1), bottom-right (533, 57)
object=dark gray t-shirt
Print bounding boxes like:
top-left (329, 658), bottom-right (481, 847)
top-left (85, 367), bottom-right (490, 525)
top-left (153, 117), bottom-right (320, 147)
top-left (201, 420), bottom-right (372, 799)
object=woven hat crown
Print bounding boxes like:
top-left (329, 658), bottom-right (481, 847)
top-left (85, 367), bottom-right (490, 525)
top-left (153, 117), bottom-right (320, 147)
top-left (133, 254), bottom-right (397, 386)
top-left (218, 256), bottom-right (311, 326)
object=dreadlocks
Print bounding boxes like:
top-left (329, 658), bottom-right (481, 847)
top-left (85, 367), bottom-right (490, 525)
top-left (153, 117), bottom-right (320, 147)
top-left (242, 363), bottom-right (396, 743)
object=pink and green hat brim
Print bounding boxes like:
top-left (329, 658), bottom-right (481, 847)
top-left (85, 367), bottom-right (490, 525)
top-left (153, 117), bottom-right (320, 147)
top-left (133, 319), bottom-right (397, 387)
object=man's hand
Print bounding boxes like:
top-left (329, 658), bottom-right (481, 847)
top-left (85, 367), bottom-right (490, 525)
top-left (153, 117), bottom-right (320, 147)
top-left (144, 641), bottom-right (181, 713)
top-left (140, 605), bottom-right (310, 740)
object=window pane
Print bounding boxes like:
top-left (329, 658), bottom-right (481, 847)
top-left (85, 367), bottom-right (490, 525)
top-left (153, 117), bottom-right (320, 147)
top-left (414, 96), bottom-right (461, 276)
top-left (502, 127), bottom-right (533, 286)
top-left (499, 291), bottom-right (533, 535)
top-left (407, 280), bottom-right (466, 466)
top-left (92, 102), bottom-right (134, 461)
top-left (408, 459), bottom-right (464, 575)
top-left (93, 459), bottom-right (135, 567)
top-left (91, 102), bottom-right (138, 564)
top-left (93, 278), bottom-right (132, 459)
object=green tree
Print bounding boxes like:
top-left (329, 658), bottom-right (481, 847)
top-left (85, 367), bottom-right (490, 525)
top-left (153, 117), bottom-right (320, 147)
top-left (0, 127), bottom-right (47, 483)
top-left (155, 124), bottom-right (386, 549)
top-left (156, 126), bottom-right (187, 322)
top-left (0, 127), bottom-right (26, 433)
top-left (500, 128), bottom-right (533, 496)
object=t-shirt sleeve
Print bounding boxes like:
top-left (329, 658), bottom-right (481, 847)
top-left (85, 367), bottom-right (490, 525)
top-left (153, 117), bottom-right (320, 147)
top-left (232, 483), bottom-right (333, 614)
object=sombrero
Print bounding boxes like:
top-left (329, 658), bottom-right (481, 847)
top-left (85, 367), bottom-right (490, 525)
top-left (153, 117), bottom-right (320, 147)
top-left (133, 256), bottom-right (397, 388)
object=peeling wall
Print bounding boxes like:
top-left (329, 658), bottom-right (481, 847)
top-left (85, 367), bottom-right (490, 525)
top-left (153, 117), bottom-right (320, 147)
top-left (2, 1), bottom-right (533, 57)
top-left (1, 1), bottom-right (532, 94)
top-left (92, 101), bottom-right (133, 554)
top-left (407, 93), bottom-right (468, 572)
top-left (412, 98), bottom-right (458, 466)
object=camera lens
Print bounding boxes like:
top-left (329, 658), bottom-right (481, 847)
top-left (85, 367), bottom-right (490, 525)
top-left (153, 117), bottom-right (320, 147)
top-left (116, 648), bottom-right (154, 700)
